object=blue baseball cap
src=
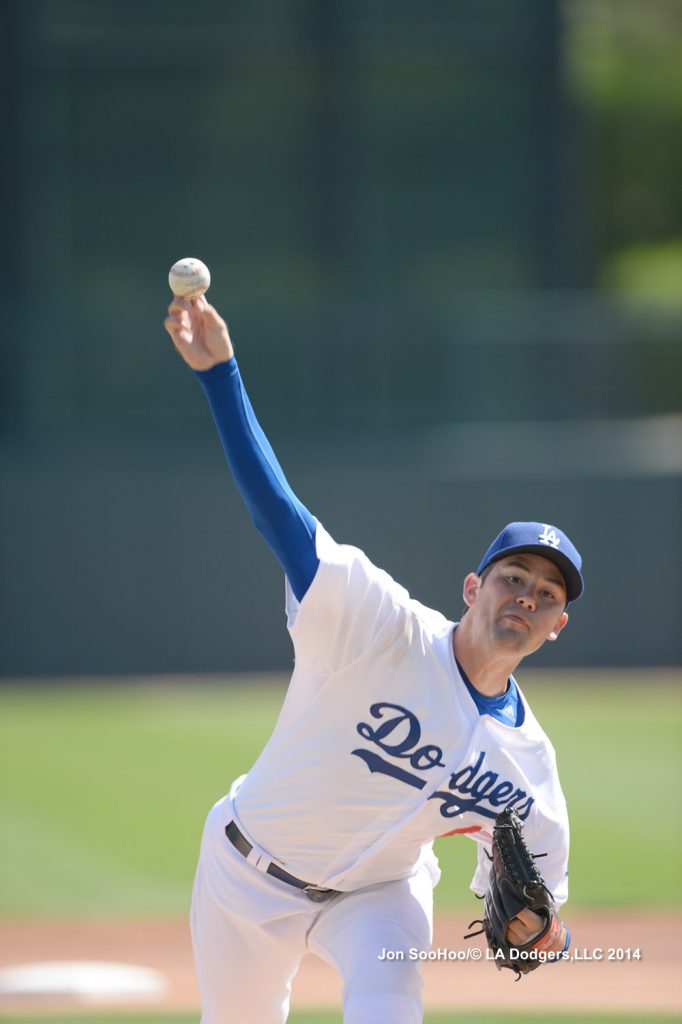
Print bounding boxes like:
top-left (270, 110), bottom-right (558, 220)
top-left (476, 522), bottom-right (584, 603)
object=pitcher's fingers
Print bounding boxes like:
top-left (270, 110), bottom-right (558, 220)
top-left (168, 296), bottom-right (192, 315)
top-left (200, 300), bottom-right (229, 332)
top-left (163, 313), bottom-right (185, 335)
top-left (164, 316), bottom-right (191, 346)
top-left (165, 307), bottom-right (191, 330)
top-left (191, 294), bottom-right (216, 317)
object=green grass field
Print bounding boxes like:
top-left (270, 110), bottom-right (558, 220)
top-left (1, 671), bottom-right (681, 917)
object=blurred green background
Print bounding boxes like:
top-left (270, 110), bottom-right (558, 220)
top-left (2, 673), bottom-right (681, 918)
top-left (1, 0), bottom-right (680, 675)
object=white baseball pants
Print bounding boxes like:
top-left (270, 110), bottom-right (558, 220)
top-left (190, 797), bottom-right (435, 1024)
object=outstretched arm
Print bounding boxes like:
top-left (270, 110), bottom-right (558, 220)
top-left (164, 296), bottom-right (319, 601)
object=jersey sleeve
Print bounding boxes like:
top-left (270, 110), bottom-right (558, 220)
top-left (285, 522), bottom-right (410, 674)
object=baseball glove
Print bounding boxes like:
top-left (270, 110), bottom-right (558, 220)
top-left (465, 808), bottom-right (564, 979)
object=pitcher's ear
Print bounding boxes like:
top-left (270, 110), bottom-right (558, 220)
top-left (462, 572), bottom-right (482, 610)
top-left (548, 611), bottom-right (569, 642)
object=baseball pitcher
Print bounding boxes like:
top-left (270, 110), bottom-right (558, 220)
top-left (164, 294), bottom-right (581, 1024)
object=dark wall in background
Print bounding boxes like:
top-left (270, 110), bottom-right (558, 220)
top-left (4, 0), bottom-right (584, 437)
top-left (1, 431), bottom-right (680, 675)
top-left (1, 1), bottom-right (680, 674)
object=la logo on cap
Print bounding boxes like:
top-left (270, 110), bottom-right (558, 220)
top-left (538, 524), bottom-right (561, 549)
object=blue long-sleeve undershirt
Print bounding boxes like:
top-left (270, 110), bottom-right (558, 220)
top-left (195, 358), bottom-right (319, 602)
top-left (197, 360), bottom-right (523, 729)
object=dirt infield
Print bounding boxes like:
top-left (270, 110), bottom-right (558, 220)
top-left (1, 912), bottom-right (680, 1015)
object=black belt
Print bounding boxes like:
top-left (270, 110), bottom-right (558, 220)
top-left (225, 820), bottom-right (339, 904)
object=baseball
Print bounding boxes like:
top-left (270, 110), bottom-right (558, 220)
top-left (168, 257), bottom-right (211, 299)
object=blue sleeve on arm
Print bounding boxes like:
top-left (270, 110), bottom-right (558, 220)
top-left (548, 925), bottom-right (571, 966)
top-left (195, 358), bottom-right (319, 602)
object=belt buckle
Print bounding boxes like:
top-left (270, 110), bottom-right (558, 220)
top-left (302, 884), bottom-right (336, 904)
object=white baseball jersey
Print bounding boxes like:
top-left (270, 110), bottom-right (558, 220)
top-left (233, 523), bottom-right (569, 905)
